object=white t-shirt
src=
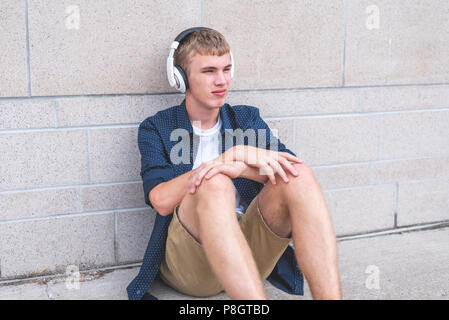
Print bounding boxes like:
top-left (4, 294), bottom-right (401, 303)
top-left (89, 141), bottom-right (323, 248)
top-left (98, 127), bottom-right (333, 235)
top-left (191, 114), bottom-right (247, 214)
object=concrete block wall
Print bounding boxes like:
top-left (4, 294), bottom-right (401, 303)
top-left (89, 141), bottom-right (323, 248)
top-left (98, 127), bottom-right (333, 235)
top-left (0, 0), bottom-right (448, 281)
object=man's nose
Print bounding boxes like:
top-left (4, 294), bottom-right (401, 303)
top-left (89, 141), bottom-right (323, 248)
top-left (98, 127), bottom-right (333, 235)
top-left (214, 71), bottom-right (227, 85)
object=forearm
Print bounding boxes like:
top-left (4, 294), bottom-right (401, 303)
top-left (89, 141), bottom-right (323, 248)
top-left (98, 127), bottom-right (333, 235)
top-left (222, 145), bottom-right (246, 162)
top-left (225, 145), bottom-right (269, 184)
top-left (150, 170), bottom-right (192, 216)
top-left (224, 145), bottom-right (269, 166)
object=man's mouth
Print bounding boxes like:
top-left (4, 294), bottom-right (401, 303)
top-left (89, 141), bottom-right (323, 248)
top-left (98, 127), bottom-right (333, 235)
top-left (212, 90), bottom-right (226, 97)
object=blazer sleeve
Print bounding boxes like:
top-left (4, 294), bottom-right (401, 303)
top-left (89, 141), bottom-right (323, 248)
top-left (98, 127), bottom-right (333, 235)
top-left (137, 119), bottom-right (174, 209)
top-left (249, 107), bottom-right (297, 157)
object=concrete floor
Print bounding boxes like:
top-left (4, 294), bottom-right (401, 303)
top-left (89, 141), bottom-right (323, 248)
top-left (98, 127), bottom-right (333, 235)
top-left (0, 227), bottom-right (448, 300)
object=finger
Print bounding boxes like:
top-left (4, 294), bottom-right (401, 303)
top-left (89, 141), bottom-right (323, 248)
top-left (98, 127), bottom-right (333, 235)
top-left (260, 163), bottom-right (276, 185)
top-left (188, 176), bottom-right (197, 193)
top-left (205, 167), bottom-right (219, 179)
top-left (187, 174), bottom-right (196, 193)
top-left (191, 164), bottom-right (210, 186)
top-left (268, 158), bottom-right (289, 183)
top-left (275, 160), bottom-right (290, 183)
top-left (196, 162), bottom-right (221, 185)
top-left (279, 157), bottom-right (299, 177)
top-left (204, 164), bottom-right (223, 181)
top-left (189, 163), bottom-right (210, 193)
top-left (280, 152), bottom-right (303, 163)
top-left (188, 180), bottom-right (196, 194)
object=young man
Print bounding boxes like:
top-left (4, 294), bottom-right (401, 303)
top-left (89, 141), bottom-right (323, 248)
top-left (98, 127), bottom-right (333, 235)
top-left (127, 27), bottom-right (342, 300)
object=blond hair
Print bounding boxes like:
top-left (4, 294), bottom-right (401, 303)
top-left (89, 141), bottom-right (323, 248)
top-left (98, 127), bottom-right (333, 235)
top-left (174, 28), bottom-right (230, 77)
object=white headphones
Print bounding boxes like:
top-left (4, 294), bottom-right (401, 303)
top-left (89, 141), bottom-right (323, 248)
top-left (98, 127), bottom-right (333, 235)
top-left (167, 27), bottom-right (234, 93)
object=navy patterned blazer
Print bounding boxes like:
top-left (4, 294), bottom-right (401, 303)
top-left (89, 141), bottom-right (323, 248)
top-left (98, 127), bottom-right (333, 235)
top-left (126, 99), bottom-right (304, 300)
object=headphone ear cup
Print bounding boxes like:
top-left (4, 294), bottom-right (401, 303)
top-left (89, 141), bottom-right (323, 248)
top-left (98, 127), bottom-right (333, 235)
top-left (174, 66), bottom-right (188, 93)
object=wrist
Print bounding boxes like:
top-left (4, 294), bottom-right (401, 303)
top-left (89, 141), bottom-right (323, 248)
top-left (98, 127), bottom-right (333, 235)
top-left (230, 145), bottom-right (245, 162)
top-left (240, 162), bottom-right (268, 184)
top-left (239, 161), bottom-right (250, 179)
top-left (223, 145), bottom-right (239, 162)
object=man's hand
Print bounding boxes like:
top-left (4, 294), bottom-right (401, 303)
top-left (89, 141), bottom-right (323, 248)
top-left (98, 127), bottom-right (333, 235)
top-left (187, 159), bottom-right (247, 194)
top-left (224, 145), bottom-right (304, 185)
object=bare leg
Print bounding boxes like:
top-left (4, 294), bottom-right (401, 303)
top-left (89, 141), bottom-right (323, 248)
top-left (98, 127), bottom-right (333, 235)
top-left (257, 163), bottom-right (342, 299)
top-left (177, 173), bottom-right (266, 299)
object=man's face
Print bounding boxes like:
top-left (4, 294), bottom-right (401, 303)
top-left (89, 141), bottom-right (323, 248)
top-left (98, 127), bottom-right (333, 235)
top-left (186, 52), bottom-right (232, 109)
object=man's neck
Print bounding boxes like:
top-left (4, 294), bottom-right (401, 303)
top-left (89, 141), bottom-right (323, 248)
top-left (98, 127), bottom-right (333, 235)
top-left (185, 94), bottom-right (220, 130)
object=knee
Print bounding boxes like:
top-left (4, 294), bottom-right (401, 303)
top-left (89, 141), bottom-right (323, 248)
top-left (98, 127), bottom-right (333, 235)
top-left (195, 172), bottom-right (234, 196)
top-left (191, 173), bottom-right (236, 221)
top-left (287, 163), bottom-right (320, 191)
top-left (291, 162), bottom-right (313, 177)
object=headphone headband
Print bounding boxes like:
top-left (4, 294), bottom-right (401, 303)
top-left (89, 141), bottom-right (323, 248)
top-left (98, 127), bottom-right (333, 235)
top-left (167, 27), bottom-right (234, 93)
top-left (174, 27), bottom-right (212, 43)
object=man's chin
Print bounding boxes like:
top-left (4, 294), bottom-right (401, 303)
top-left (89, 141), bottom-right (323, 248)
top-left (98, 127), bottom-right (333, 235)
top-left (203, 99), bottom-right (225, 109)
top-left (211, 95), bottom-right (227, 106)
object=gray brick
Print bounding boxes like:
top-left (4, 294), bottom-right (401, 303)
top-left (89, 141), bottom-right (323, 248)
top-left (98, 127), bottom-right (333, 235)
top-left (381, 111), bottom-right (449, 159)
top-left (362, 85), bottom-right (449, 112)
top-left (0, 213), bottom-right (114, 279)
top-left (397, 179), bottom-right (449, 226)
top-left (0, 188), bottom-right (79, 221)
top-left (89, 127), bottom-right (140, 183)
top-left (373, 158), bottom-right (449, 184)
top-left (116, 209), bottom-right (155, 263)
top-left (81, 183), bottom-right (146, 212)
top-left (57, 94), bottom-right (183, 127)
top-left (325, 184), bottom-right (396, 236)
top-left (295, 115), bottom-right (382, 166)
top-left (0, 0), bottom-right (28, 97)
top-left (227, 89), bottom-right (361, 117)
top-left (0, 100), bottom-right (54, 129)
top-left (313, 164), bottom-right (371, 190)
top-left (0, 130), bottom-right (89, 191)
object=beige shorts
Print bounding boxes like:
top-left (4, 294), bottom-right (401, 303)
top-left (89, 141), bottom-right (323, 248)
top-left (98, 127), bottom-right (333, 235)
top-left (157, 194), bottom-right (292, 297)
